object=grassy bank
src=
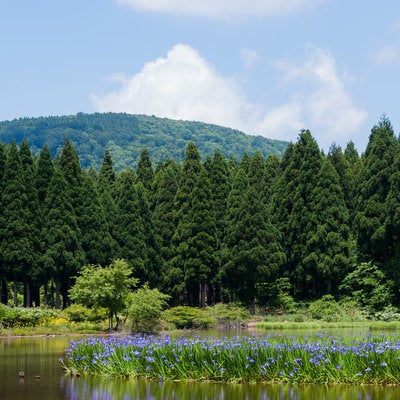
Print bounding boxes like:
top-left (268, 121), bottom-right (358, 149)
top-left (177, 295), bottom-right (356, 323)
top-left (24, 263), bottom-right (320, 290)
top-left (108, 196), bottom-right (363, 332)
top-left (62, 332), bottom-right (400, 385)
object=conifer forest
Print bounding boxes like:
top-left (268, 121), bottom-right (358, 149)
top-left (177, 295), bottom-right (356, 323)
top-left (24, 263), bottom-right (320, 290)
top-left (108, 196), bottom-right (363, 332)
top-left (0, 115), bottom-right (398, 314)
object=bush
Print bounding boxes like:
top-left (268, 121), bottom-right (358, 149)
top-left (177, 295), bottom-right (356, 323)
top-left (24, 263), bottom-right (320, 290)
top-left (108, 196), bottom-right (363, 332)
top-left (308, 295), bottom-right (344, 322)
top-left (0, 305), bottom-right (59, 328)
top-left (126, 285), bottom-right (170, 334)
top-left (163, 306), bottom-right (213, 330)
top-left (204, 303), bottom-right (250, 328)
top-left (63, 304), bottom-right (108, 323)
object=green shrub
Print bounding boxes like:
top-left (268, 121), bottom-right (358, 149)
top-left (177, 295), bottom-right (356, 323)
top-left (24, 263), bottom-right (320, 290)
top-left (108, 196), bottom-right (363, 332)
top-left (308, 295), bottom-right (344, 322)
top-left (204, 303), bottom-right (250, 328)
top-left (63, 304), bottom-right (108, 323)
top-left (0, 306), bottom-right (59, 327)
top-left (163, 306), bottom-right (212, 330)
top-left (126, 285), bottom-right (170, 334)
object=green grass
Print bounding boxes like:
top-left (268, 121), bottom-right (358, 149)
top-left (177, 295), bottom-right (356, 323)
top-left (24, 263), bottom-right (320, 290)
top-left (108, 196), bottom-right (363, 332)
top-left (255, 321), bottom-right (370, 330)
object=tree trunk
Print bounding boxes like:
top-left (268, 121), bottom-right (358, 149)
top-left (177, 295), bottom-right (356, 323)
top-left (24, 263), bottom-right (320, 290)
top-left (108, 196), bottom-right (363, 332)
top-left (13, 280), bottom-right (18, 306)
top-left (25, 282), bottom-right (31, 307)
top-left (55, 276), bottom-right (61, 309)
top-left (249, 297), bottom-right (256, 315)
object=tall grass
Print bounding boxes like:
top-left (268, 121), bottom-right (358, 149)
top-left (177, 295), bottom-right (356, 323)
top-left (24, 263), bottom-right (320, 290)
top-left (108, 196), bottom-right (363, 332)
top-left (63, 332), bottom-right (400, 384)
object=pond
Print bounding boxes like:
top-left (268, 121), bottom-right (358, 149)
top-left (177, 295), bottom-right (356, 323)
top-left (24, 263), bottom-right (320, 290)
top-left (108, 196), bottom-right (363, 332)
top-left (1, 332), bottom-right (400, 400)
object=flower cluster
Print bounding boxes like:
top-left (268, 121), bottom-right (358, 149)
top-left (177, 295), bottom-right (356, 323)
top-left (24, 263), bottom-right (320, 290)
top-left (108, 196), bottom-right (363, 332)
top-left (62, 332), bottom-right (400, 384)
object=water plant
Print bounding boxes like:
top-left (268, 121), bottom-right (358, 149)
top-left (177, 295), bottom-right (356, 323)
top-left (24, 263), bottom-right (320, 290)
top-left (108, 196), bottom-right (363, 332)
top-left (62, 332), bottom-right (400, 384)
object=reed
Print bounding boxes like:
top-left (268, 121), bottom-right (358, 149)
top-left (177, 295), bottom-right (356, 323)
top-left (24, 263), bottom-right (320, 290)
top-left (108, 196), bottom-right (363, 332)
top-left (62, 332), bottom-right (400, 384)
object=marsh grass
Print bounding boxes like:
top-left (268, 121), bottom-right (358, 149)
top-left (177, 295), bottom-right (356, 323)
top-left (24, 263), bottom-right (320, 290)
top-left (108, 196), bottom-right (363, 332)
top-left (255, 321), bottom-right (369, 330)
top-left (63, 332), bottom-right (400, 384)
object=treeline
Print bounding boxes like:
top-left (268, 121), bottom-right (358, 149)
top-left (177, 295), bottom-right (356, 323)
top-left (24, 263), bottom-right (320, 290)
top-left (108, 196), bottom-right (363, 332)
top-left (0, 113), bottom-right (288, 170)
top-left (0, 116), bottom-right (398, 313)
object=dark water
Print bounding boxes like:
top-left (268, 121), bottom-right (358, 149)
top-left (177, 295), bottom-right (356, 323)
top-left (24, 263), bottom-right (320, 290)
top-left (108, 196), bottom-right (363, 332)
top-left (1, 335), bottom-right (400, 400)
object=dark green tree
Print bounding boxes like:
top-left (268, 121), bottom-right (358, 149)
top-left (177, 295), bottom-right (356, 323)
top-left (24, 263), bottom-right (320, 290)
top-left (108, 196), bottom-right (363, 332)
top-left (112, 169), bottom-right (147, 283)
top-left (59, 138), bottom-right (84, 222)
top-left (80, 171), bottom-right (113, 265)
top-left (285, 130), bottom-right (323, 298)
top-left (176, 166), bottom-right (218, 307)
top-left (41, 167), bottom-right (85, 309)
top-left (97, 149), bottom-right (118, 257)
top-left (302, 156), bottom-right (356, 296)
top-left (0, 142), bottom-right (6, 303)
top-left (1, 142), bottom-right (38, 305)
top-left (328, 143), bottom-right (357, 220)
top-left (166, 142), bottom-right (202, 303)
top-left (19, 140), bottom-right (41, 306)
top-left (221, 169), bottom-right (285, 313)
top-left (137, 181), bottom-right (162, 287)
top-left (36, 145), bottom-right (54, 204)
top-left (152, 159), bottom-right (181, 286)
top-left (354, 116), bottom-right (397, 268)
top-left (136, 148), bottom-right (154, 194)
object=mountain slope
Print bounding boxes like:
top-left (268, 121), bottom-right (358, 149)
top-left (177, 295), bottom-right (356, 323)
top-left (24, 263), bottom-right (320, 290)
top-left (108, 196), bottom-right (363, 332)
top-left (0, 113), bottom-right (288, 169)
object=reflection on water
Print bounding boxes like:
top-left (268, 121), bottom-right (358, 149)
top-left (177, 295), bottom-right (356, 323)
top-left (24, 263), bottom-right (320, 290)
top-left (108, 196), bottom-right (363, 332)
top-left (62, 374), bottom-right (400, 400)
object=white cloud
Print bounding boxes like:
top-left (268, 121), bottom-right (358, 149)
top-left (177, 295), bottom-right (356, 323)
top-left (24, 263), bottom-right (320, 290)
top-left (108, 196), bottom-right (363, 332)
top-left (92, 44), bottom-right (251, 131)
top-left (116, 0), bottom-right (322, 19)
top-left (267, 47), bottom-right (368, 149)
top-left (92, 44), bottom-right (367, 151)
top-left (373, 45), bottom-right (399, 65)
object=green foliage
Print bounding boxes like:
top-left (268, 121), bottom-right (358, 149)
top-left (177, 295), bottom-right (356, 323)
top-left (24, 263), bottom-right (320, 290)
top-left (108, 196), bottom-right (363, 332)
top-left (204, 303), bottom-right (250, 328)
top-left (257, 277), bottom-right (296, 313)
top-left (0, 305), bottom-right (59, 327)
top-left (307, 295), bottom-right (344, 322)
top-left (0, 113), bottom-right (287, 170)
top-left (69, 259), bottom-right (138, 329)
top-left (340, 262), bottom-right (393, 313)
top-left (63, 304), bottom-right (108, 323)
top-left (163, 306), bottom-right (212, 330)
top-left (126, 284), bottom-right (170, 333)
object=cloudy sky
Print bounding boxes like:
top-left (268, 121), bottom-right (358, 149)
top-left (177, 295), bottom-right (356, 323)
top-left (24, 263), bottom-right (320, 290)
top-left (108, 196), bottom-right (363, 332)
top-left (1, 0), bottom-right (400, 152)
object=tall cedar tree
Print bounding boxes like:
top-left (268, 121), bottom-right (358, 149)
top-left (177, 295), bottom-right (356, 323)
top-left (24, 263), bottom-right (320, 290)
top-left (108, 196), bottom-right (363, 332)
top-left (59, 138), bottom-right (84, 224)
top-left (303, 156), bottom-right (356, 296)
top-left (137, 181), bottom-right (162, 287)
top-left (221, 168), bottom-right (285, 314)
top-left (247, 151), bottom-right (265, 196)
top-left (112, 169), bottom-right (147, 283)
top-left (354, 116), bottom-right (397, 268)
top-left (41, 167), bottom-right (85, 309)
top-left (97, 149), bottom-right (118, 256)
top-left (36, 145), bottom-right (54, 204)
top-left (291, 131), bottom-right (323, 298)
top-left (80, 171), bottom-right (113, 265)
top-left (0, 142), bottom-right (6, 303)
top-left (328, 144), bottom-right (357, 221)
top-left (181, 166), bottom-right (218, 307)
top-left (1, 142), bottom-right (36, 305)
top-left (167, 142), bottom-right (202, 304)
top-left (384, 143), bottom-right (400, 299)
top-left (136, 148), bottom-right (155, 194)
top-left (208, 150), bottom-right (231, 301)
top-left (152, 159), bottom-right (181, 286)
top-left (263, 154), bottom-right (281, 204)
top-left (19, 140), bottom-right (41, 306)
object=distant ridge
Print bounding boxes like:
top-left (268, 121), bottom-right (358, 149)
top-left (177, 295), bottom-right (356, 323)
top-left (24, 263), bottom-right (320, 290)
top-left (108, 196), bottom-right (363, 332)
top-left (0, 112), bottom-right (288, 170)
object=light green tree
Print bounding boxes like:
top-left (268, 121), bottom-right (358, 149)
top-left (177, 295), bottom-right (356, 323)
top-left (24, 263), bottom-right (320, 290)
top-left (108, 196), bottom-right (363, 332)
top-left (69, 259), bottom-right (137, 330)
top-left (126, 284), bottom-right (170, 333)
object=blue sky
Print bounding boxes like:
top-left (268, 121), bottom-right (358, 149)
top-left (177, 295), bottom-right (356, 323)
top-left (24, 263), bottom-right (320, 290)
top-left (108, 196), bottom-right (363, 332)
top-left (1, 0), bottom-right (400, 152)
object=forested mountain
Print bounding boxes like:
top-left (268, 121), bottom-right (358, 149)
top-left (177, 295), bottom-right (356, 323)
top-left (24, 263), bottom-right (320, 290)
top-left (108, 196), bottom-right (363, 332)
top-left (0, 113), bottom-right (288, 170)
top-left (1, 115), bottom-right (399, 317)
